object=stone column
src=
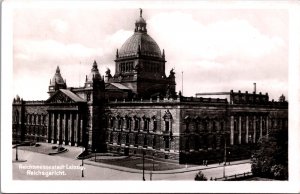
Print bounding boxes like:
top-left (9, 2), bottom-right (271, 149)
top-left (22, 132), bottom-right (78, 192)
top-left (62, 113), bottom-right (66, 144)
top-left (230, 116), bottom-right (234, 145)
top-left (57, 114), bottom-right (61, 145)
top-left (245, 116), bottom-right (249, 143)
top-left (260, 116), bottom-right (263, 139)
top-left (266, 116), bottom-right (269, 139)
top-left (69, 113), bottom-right (73, 146)
top-left (47, 113), bottom-right (51, 143)
top-left (51, 113), bottom-right (55, 143)
top-left (74, 113), bottom-right (78, 146)
top-left (253, 116), bottom-right (256, 143)
top-left (238, 116), bottom-right (242, 144)
top-left (80, 119), bottom-right (84, 144)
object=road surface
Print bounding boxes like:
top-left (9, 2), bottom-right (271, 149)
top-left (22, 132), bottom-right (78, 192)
top-left (12, 149), bottom-right (251, 180)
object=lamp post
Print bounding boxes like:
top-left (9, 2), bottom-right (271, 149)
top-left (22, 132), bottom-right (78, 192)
top-left (223, 134), bottom-right (226, 178)
top-left (94, 148), bottom-right (97, 162)
top-left (80, 146), bottom-right (85, 178)
top-left (249, 134), bottom-right (252, 159)
top-left (142, 150), bottom-right (145, 181)
top-left (15, 145), bottom-right (19, 161)
top-left (150, 152), bottom-right (154, 181)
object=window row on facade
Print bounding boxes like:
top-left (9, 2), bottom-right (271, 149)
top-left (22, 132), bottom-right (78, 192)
top-left (106, 131), bottom-right (178, 151)
top-left (183, 116), bottom-right (225, 134)
top-left (119, 62), bottom-right (134, 73)
top-left (107, 115), bottom-right (172, 133)
top-left (25, 113), bottom-right (47, 125)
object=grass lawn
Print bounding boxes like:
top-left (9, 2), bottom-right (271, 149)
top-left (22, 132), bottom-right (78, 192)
top-left (93, 156), bottom-right (190, 171)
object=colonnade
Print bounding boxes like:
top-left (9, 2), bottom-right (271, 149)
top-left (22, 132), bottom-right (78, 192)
top-left (47, 111), bottom-right (84, 146)
top-left (230, 115), bottom-right (269, 145)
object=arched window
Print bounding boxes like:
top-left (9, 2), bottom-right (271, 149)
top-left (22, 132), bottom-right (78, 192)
top-left (212, 121), bottom-right (217, 132)
top-left (125, 116), bottom-right (132, 131)
top-left (133, 116), bottom-right (140, 131)
top-left (194, 116), bottom-right (200, 133)
top-left (142, 116), bottom-right (149, 132)
top-left (220, 121), bottom-right (224, 132)
top-left (163, 110), bottom-right (172, 133)
top-left (152, 116), bottom-right (157, 132)
top-left (38, 115), bottom-right (41, 125)
top-left (110, 117), bottom-right (115, 129)
top-left (202, 120), bottom-right (208, 132)
top-left (14, 111), bottom-right (19, 124)
top-left (117, 116), bottom-right (122, 130)
top-left (184, 116), bottom-right (190, 133)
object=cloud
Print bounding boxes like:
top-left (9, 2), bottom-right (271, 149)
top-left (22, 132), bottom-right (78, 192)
top-left (14, 39), bottom-right (104, 65)
top-left (50, 19), bottom-right (69, 34)
top-left (145, 11), bottom-right (287, 100)
top-left (12, 9), bottom-right (288, 101)
top-left (105, 29), bottom-right (132, 50)
top-left (148, 11), bottom-right (285, 61)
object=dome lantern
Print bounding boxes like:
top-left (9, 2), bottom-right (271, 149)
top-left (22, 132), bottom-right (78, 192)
top-left (135, 8), bottom-right (147, 33)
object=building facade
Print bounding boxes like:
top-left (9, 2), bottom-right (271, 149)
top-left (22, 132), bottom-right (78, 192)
top-left (12, 10), bottom-right (288, 163)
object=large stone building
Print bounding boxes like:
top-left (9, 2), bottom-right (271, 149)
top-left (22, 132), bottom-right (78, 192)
top-left (12, 9), bottom-right (288, 163)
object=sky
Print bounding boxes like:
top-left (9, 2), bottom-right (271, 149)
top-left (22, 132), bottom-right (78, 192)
top-left (12, 2), bottom-right (289, 101)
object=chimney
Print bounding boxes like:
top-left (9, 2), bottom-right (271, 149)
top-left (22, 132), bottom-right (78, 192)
top-left (253, 83), bottom-right (256, 93)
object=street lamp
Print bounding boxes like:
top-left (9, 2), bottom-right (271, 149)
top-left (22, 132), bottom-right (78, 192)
top-left (142, 150), bottom-right (145, 181)
top-left (150, 152), bottom-right (155, 181)
top-left (223, 134), bottom-right (226, 178)
top-left (15, 145), bottom-right (19, 161)
top-left (94, 148), bottom-right (97, 162)
top-left (80, 146), bottom-right (85, 178)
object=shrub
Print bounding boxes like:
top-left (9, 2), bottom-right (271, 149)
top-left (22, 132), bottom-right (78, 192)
top-left (195, 171), bottom-right (207, 181)
top-left (35, 143), bottom-right (41, 147)
top-left (271, 164), bottom-right (288, 180)
top-left (58, 147), bottom-right (65, 151)
top-left (251, 129), bottom-right (288, 180)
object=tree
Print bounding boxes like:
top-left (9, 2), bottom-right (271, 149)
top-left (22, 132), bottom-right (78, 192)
top-left (251, 128), bottom-right (288, 180)
top-left (195, 170), bottom-right (207, 181)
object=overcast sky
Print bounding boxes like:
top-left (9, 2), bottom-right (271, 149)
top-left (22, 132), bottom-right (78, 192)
top-left (12, 2), bottom-right (288, 101)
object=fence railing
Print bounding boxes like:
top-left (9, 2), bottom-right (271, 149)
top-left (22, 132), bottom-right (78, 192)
top-left (213, 171), bottom-right (252, 181)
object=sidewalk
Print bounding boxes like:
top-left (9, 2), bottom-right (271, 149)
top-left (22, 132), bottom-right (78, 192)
top-left (16, 142), bottom-right (250, 175)
top-left (83, 158), bottom-right (250, 174)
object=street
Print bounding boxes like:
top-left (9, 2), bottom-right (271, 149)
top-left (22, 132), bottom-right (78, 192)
top-left (12, 149), bottom-right (251, 180)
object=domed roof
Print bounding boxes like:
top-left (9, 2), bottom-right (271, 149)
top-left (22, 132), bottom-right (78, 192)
top-left (87, 60), bottom-right (101, 82)
top-left (117, 9), bottom-right (162, 59)
top-left (50, 66), bottom-right (65, 86)
top-left (118, 32), bottom-right (162, 58)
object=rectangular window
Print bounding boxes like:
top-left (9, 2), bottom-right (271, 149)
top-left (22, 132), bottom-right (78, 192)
top-left (165, 121), bottom-right (169, 132)
top-left (165, 138), bottom-right (170, 150)
top-left (153, 120), bottom-right (157, 132)
top-left (127, 119), bottom-right (131, 130)
top-left (135, 120), bottom-right (139, 131)
top-left (118, 119), bottom-right (122, 130)
top-left (144, 119), bottom-right (149, 131)
top-left (110, 119), bottom-right (114, 128)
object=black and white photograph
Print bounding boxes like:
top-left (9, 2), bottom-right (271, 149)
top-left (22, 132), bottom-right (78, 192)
top-left (2, 0), bottom-right (300, 193)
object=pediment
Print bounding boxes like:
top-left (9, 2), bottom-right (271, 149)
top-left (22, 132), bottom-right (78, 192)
top-left (47, 90), bottom-right (77, 104)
